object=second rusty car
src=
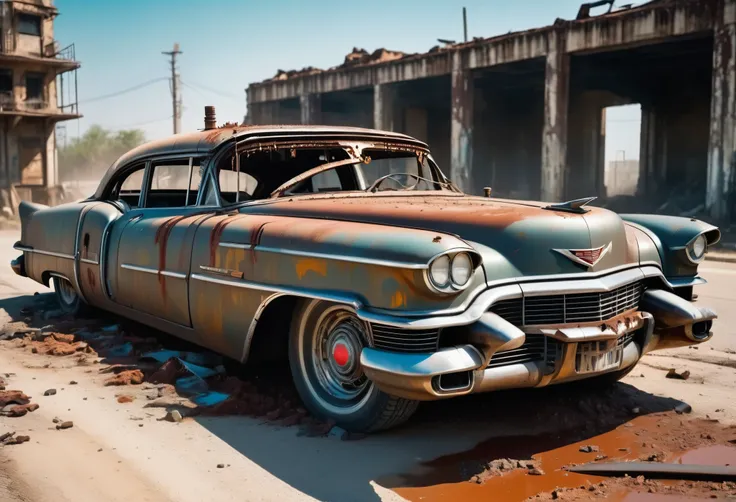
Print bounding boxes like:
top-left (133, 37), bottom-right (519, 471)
top-left (11, 111), bottom-right (720, 432)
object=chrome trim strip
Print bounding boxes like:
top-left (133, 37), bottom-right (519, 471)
top-left (13, 244), bottom-right (32, 252)
top-left (191, 273), bottom-right (361, 308)
top-left (254, 246), bottom-right (431, 270)
top-left (667, 276), bottom-right (707, 288)
top-left (121, 263), bottom-right (187, 279)
top-left (80, 258), bottom-right (99, 265)
top-left (520, 266), bottom-right (644, 297)
top-left (218, 242), bottom-right (252, 250)
top-left (20, 248), bottom-right (75, 260)
top-left (49, 272), bottom-right (71, 281)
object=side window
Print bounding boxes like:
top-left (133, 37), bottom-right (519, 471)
top-left (219, 168), bottom-right (258, 204)
top-left (146, 158), bottom-right (201, 208)
top-left (311, 170), bottom-right (342, 192)
top-left (113, 164), bottom-right (146, 208)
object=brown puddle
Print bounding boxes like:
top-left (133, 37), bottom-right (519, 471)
top-left (386, 414), bottom-right (736, 502)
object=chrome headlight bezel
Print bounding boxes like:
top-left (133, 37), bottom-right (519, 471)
top-left (425, 250), bottom-right (478, 294)
top-left (685, 233), bottom-right (708, 264)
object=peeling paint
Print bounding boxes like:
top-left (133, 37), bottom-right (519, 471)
top-left (295, 258), bottom-right (328, 280)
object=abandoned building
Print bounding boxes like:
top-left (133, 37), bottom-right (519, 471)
top-left (245, 0), bottom-right (736, 222)
top-left (0, 0), bottom-right (79, 207)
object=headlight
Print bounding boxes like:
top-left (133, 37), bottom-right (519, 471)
top-left (429, 254), bottom-right (450, 287)
top-left (451, 253), bottom-right (472, 286)
top-left (687, 234), bottom-right (707, 262)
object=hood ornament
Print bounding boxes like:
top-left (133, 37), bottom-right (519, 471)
top-left (544, 196), bottom-right (597, 214)
top-left (554, 242), bottom-right (612, 268)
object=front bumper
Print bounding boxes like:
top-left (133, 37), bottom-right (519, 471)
top-left (360, 282), bottom-right (717, 401)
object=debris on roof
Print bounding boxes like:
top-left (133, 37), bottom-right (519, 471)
top-left (270, 66), bottom-right (322, 81)
top-left (267, 47), bottom-right (408, 81)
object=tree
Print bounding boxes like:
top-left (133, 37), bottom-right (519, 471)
top-left (58, 125), bottom-right (147, 182)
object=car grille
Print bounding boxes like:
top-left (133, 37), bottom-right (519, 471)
top-left (489, 281), bottom-right (643, 326)
top-left (369, 324), bottom-right (440, 353)
top-left (487, 334), bottom-right (562, 372)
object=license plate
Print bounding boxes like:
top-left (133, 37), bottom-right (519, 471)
top-left (576, 340), bottom-right (623, 374)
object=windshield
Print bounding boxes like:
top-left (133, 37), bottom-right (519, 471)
top-left (216, 143), bottom-right (457, 204)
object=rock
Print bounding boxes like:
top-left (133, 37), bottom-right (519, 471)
top-left (528, 467), bottom-right (545, 475)
top-left (328, 426), bottom-right (347, 438)
top-left (52, 417), bottom-right (60, 423)
top-left (632, 407), bottom-right (641, 414)
top-left (217, 463), bottom-right (225, 469)
top-left (43, 389), bottom-right (57, 396)
top-left (341, 431), bottom-right (368, 441)
top-left (56, 421), bottom-right (73, 430)
top-left (595, 455), bottom-right (608, 461)
top-left (619, 448), bottom-right (629, 452)
top-left (552, 490), bottom-right (560, 500)
top-left (675, 402), bottom-right (693, 415)
top-left (69, 381), bottom-right (78, 385)
top-left (666, 368), bottom-right (691, 380)
top-left (165, 410), bottom-right (183, 423)
top-left (579, 445), bottom-right (599, 453)
top-left (6, 435), bottom-right (30, 445)
top-left (104, 370), bottom-right (144, 386)
top-left (0, 432), bottom-right (14, 442)
top-left (470, 475), bottom-right (481, 484)
top-left (116, 395), bottom-right (134, 404)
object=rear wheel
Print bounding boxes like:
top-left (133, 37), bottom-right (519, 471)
top-left (53, 276), bottom-right (89, 317)
top-left (289, 299), bottom-right (419, 433)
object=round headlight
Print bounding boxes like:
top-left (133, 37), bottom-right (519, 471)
top-left (688, 234), bottom-right (707, 262)
top-left (451, 253), bottom-right (473, 286)
top-left (429, 254), bottom-right (451, 288)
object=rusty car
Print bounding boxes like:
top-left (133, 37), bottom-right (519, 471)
top-left (11, 107), bottom-right (720, 432)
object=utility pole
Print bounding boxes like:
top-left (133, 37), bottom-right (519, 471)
top-left (463, 7), bottom-right (468, 43)
top-left (162, 43), bottom-right (182, 134)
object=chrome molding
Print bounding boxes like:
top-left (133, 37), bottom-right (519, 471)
top-left (253, 246), bottom-right (431, 270)
top-left (218, 242), bottom-right (252, 250)
top-left (121, 263), bottom-right (187, 279)
top-left (14, 247), bottom-right (74, 260)
top-left (80, 258), bottom-right (99, 265)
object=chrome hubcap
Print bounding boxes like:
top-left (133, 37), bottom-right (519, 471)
top-left (56, 278), bottom-right (77, 305)
top-left (312, 307), bottom-right (370, 402)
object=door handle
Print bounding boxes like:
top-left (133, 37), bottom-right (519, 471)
top-left (129, 214), bottom-right (143, 223)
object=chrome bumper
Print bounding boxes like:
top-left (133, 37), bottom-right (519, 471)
top-left (10, 254), bottom-right (25, 277)
top-left (361, 288), bottom-right (716, 401)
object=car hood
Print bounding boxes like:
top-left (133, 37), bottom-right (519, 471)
top-left (244, 193), bottom-right (642, 281)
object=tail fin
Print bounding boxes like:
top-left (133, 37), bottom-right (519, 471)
top-left (18, 200), bottom-right (47, 243)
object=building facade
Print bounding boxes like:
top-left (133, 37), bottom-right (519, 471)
top-left (246, 0), bottom-right (736, 222)
top-left (0, 0), bottom-right (79, 208)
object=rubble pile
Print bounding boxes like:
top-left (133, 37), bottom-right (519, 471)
top-left (267, 46), bottom-right (409, 82)
top-left (0, 298), bottom-right (344, 435)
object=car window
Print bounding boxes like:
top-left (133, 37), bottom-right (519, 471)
top-left (114, 164), bottom-right (146, 208)
top-left (219, 168), bottom-right (258, 204)
top-left (146, 158), bottom-right (201, 208)
top-left (311, 170), bottom-right (342, 192)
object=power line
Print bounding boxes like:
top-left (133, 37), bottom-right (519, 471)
top-left (111, 115), bottom-right (174, 131)
top-left (182, 79), bottom-right (241, 100)
top-left (79, 77), bottom-right (168, 104)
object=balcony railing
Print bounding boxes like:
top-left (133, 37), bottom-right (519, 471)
top-left (0, 35), bottom-right (77, 62)
top-left (0, 91), bottom-right (78, 116)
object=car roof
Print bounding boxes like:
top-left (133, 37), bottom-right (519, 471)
top-left (94, 124), bottom-right (426, 198)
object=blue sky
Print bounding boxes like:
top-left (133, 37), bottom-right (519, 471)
top-left (53, 0), bottom-right (640, 164)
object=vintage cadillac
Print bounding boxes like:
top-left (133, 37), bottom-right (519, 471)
top-left (11, 109), bottom-right (720, 432)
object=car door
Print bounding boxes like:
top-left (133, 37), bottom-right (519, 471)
top-left (112, 155), bottom-right (209, 328)
top-left (77, 162), bottom-right (147, 310)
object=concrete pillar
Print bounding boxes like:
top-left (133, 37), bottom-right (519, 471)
top-left (541, 30), bottom-right (570, 202)
top-left (706, 4), bottom-right (736, 221)
top-left (300, 94), bottom-right (321, 125)
top-left (450, 51), bottom-right (473, 193)
top-left (373, 84), bottom-right (394, 132)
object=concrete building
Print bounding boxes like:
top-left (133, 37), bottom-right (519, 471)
top-left (0, 0), bottom-right (80, 207)
top-left (246, 0), bottom-right (736, 222)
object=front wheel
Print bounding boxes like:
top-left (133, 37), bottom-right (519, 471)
top-left (289, 299), bottom-right (419, 433)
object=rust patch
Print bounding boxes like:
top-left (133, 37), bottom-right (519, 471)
top-left (154, 215), bottom-right (191, 299)
top-left (295, 258), bottom-right (327, 280)
top-left (248, 222), bottom-right (268, 265)
top-left (208, 215), bottom-right (240, 266)
top-left (86, 268), bottom-right (97, 291)
top-left (390, 290), bottom-right (407, 308)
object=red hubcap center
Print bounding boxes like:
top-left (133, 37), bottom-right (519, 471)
top-left (333, 343), bottom-right (350, 367)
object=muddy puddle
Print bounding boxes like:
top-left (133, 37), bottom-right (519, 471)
top-left (384, 414), bottom-right (736, 501)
